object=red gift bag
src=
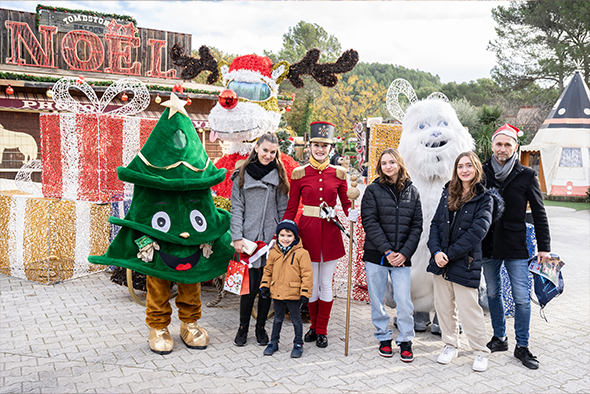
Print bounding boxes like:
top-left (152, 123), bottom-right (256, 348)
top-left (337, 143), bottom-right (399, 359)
top-left (223, 258), bottom-right (250, 295)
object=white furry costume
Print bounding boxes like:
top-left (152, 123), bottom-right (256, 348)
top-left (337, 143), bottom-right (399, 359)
top-left (398, 99), bottom-right (474, 315)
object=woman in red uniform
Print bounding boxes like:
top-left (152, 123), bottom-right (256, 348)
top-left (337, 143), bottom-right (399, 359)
top-left (283, 121), bottom-right (357, 348)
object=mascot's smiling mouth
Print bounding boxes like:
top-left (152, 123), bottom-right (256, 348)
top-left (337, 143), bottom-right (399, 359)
top-left (158, 249), bottom-right (201, 271)
top-left (425, 140), bottom-right (448, 148)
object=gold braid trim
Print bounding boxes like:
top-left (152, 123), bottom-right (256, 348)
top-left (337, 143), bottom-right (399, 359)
top-left (138, 152), bottom-right (211, 173)
top-left (331, 165), bottom-right (347, 180)
top-left (291, 165), bottom-right (308, 180)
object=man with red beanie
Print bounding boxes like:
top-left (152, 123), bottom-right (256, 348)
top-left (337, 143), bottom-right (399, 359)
top-left (481, 124), bottom-right (551, 370)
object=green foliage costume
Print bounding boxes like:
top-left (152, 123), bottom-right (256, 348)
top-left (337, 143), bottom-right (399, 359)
top-left (89, 95), bottom-right (233, 284)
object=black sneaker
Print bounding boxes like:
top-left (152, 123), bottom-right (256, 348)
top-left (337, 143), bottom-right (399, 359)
top-left (399, 341), bottom-right (414, 362)
top-left (379, 340), bottom-right (393, 358)
top-left (233, 325), bottom-right (248, 347)
top-left (255, 327), bottom-right (269, 346)
top-left (304, 328), bottom-right (317, 342)
top-left (514, 346), bottom-right (539, 369)
top-left (486, 336), bottom-right (508, 352)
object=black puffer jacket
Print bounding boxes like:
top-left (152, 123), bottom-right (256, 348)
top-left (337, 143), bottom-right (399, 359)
top-left (427, 183), bottom-right (504, 288)
top-left (361, 178), bottom-right (423, 267)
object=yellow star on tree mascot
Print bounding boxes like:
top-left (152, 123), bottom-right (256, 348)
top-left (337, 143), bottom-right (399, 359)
top-left (89, 93), bottom-right (233, 354)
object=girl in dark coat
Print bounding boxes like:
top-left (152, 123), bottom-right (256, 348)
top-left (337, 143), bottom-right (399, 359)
top-left (361, 148), bottom-right (423, 362)
top-left (427, 151), bottom-right (502, 372)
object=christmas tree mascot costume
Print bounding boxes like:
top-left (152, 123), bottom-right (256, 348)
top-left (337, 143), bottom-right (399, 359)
top-left (89, 93), bottom-right (233, 354)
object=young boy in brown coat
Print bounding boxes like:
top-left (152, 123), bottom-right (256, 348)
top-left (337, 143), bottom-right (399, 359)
top-left (260, 220), bottom-right (313, 358)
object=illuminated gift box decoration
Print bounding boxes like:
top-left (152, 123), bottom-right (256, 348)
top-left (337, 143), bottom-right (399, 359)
top-left (0, 190), bottom-right (111, 284)
top-left (40, 77), bottom-right (155, 203)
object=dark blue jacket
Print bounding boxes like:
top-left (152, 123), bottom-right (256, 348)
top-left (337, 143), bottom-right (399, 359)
top-left (361, 178), bottom-right (423, 267)
top-left (427, 183), bottom-right (503, 288)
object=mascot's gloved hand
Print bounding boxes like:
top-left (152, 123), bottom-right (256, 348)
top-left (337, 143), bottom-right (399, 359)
top-left (300, 296), bottom-right (308, 305)
top-left (348, 208), bottom-right (359, 222)
top-left (260, 287), bottom-right (270, 299)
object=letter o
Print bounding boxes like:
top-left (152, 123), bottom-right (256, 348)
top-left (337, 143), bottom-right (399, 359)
top-left (61, 30), bottom-right (104, 71)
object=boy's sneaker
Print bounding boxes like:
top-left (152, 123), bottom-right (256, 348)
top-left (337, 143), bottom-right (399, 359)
top-left (437, 345), bottom-right (458, 364)
top-left (486, 336), bottom-right (508, 352)
top-left (514, 345), bottom-right (539, 369)
top-left (291, 343), bottom-right (303, 358)
top-left (399, 341), bottom-right (414, 363)
top-left (472, 355), bottom-right (488, 372)
top-left (263, 342), bottom-right (279, 356)
top-left (378, 340), bottom-right (393, 357)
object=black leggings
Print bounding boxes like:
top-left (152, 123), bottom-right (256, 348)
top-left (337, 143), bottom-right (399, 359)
top-left (239, 267), bottom-right (272, 328)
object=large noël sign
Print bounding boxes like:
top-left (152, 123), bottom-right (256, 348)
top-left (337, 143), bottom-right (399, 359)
top-left (1, 6), bottom-right (188, 79)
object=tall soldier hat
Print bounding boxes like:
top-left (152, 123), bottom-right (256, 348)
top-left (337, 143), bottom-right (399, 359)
top-left (309, 121), bottom-right (335, 144)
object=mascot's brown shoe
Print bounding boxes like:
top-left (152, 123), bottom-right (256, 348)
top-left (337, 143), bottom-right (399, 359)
top-left (180, 321), bottom-right (209, 350)
top-left (149, 327), bottom-right (174, 355)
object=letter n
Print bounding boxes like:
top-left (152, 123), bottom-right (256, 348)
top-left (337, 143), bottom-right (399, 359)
top-left (5, 21), bottom-right (57, 68)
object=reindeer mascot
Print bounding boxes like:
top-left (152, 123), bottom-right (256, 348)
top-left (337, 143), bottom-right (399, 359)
top-left (389, 80), bottom-right (474, 333)
top-left (170, 45), bottom-right (359, 198)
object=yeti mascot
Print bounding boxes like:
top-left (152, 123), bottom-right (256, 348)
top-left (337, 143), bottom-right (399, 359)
top-left (398, 98), bottom-right (474, 333)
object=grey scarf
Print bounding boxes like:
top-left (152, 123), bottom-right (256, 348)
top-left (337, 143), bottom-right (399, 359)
top-left (491, 152), bottom-right (517, 184)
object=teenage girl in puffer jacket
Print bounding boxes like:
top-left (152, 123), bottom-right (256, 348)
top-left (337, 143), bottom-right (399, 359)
top-left (361, 148), bottom-right (423, 362)
top-left (427, 151), bottom-right (504, 372)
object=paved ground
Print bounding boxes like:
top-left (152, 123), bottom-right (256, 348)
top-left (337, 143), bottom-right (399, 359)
top-left (1, 206), bottom-right (589, 394)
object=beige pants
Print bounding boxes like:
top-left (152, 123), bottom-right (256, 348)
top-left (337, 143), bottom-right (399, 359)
top-left (433, 274), bottom-right (491, 356)
top-left (145, 276), bottom-right (202, 329)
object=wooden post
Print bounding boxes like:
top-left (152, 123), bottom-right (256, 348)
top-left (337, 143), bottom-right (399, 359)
top-left (344, 174), bottom-right (360, 356)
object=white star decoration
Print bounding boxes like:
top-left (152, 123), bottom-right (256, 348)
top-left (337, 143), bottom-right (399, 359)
top-left (161, 92), bottom-right (189, 119)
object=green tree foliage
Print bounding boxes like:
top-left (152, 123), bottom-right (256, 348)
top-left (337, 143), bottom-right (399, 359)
top-left (346, 62), bottom-right (442, 98)
top-left (451, 98), bottom-right (478, 132)
top-left (488, 0), bottom-right (590, 89)
top-left (471, 105), bottom-right (504, 161)
top-left (295, 96), bottom-right (314, 137)
top-left (264, 21), bottom-right (342, 64)
top-left (313, 75), bottom-right (386, 135)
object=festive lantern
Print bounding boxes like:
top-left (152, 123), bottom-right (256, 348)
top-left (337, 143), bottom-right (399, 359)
top-left (121, 92), bottom-right (128, 101)
top-left (155, 93), bottom-right (161, 104)
top-left (186, 97), bottom-right (192, 105)
top-left (6, 86), bottom-right (14, 95)
top-left (285, 105), bottom-right (291, 112)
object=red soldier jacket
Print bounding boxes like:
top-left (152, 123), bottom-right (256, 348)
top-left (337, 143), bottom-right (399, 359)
top-left (283, 164), bottom-right (351, 262)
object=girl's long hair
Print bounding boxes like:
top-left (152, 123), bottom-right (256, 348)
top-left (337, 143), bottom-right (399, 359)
top-left (237, 133), bottom-right (290, 195)
top-left (375, 148), bottom-right (410, 191)
top-left (448, 151), bottom-right (483, 211)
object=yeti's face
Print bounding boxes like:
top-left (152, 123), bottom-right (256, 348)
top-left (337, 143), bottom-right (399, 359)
top-left (398, 100), bottom-right (474, 182)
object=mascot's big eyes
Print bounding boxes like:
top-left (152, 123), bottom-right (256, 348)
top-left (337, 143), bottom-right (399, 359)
top-left (152, 211), bottom-right (171, 233)
top-left (439, 120), bottom-right (449, 127)
top-left (190, 210), bottom-right (207, 232)
top-left (419, 123), bottom-right (430, 130)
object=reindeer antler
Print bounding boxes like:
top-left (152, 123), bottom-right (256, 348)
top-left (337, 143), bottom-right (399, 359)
top-left (286, 48), bottom-right (359, 88)
top-left (170, 44), bottom-right (219, 84)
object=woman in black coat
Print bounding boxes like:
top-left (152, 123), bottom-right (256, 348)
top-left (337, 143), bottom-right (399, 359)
top-left (427, 151), bottom-right (502, 373)
top-left (361, 148), bottom-right (423, 362)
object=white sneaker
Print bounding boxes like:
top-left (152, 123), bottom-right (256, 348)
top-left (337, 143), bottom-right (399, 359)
top-left (472, 355), bottom-right (488, 372)
top-left (437, 345), bottom-right (458, 364)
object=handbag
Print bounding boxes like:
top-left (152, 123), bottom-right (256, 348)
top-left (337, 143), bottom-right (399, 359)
top-left (223, 255), bottom-right (250, 295)
top-left (528, 254), bottom-right (564, 321)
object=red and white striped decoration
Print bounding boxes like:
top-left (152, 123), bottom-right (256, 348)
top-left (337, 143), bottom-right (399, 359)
top-left (40, 113), bottom-right (156, 203)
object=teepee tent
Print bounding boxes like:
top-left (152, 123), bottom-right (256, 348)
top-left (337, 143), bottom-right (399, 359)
top-left (520, 71), bottom-right (590, 196)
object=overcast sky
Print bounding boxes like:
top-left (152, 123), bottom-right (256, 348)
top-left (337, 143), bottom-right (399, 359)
top-left (4, 1), bottom-right (505, 84)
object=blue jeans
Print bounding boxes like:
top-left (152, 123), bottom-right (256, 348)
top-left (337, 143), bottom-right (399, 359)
top-left (482, 258), bottom-right (531, 347)
top-left (364, 262), bottom-right (414, 344)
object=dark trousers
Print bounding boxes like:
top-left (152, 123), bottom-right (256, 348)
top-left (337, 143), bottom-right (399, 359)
top-left (270, 299), bottom-right (303, 345)
top-left (239, 267), bottom-right (272, 329)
